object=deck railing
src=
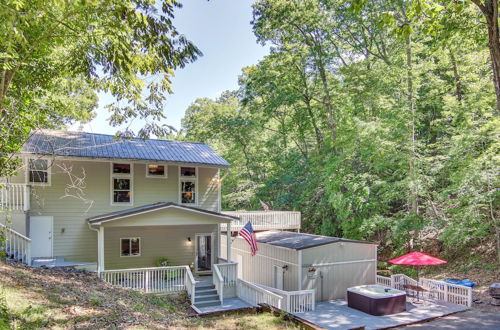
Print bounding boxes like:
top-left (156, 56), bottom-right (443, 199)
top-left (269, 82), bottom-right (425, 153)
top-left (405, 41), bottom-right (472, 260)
top-left (257, 284), bottom-right (315, 313)
top-left (221, 211), bottom-right (301, 231)
top-left (100, 266), bottom-right (193, 295)
top-left (0, 184), bottom-right (30, 211)
top-left (216, 262), bottom-right (237, 287)
top-left (376, 274), bottom-right (472, 307)
top-left (236, 278), bottom-right (284, 309)
top-left (213, 264), bottom-right (224, 303)
top-left (0, 223), bottom-right (31, 265)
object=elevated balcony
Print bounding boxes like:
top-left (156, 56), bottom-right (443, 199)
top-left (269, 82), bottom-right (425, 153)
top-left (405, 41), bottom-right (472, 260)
top-left (221, 210), bottom-right (301, 232)
top-left (0, 184), bottom-right (30, 212)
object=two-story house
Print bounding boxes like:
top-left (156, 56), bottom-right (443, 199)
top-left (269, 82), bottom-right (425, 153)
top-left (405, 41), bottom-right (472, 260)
top-left (1, 129), bottom-right (238, 274)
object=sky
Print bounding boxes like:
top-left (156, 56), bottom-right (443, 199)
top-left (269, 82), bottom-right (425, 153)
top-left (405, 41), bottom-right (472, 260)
top-left (71, 0), bottom-right (269, 135)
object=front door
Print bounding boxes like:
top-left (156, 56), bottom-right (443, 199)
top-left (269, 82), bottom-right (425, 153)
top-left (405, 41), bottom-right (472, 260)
top-left (30, 216), bottom-right (53, 258)
top-left (195, 233), bottom-right (213, 272)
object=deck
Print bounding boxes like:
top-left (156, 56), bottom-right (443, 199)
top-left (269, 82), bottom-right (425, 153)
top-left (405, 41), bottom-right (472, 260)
top-left (293, 299), bottom-right (468, 330)
top-left (221, 210), bottom-right (301, 232)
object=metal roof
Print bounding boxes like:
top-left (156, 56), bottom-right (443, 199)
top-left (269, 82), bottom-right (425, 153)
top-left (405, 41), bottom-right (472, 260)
top-left (21, 130), bottom-right (230, 167)
top-left (255, 230), bottom-right (377, 250)
top-left (87, 202), bottom-right (239, 224)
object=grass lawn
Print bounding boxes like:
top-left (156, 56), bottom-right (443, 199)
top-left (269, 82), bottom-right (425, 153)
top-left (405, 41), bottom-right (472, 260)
top-left (0, 262), bottom-right (298, 329)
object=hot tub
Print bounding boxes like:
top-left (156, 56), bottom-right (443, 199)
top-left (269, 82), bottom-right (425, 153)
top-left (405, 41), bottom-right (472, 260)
top-left (347, 285), bottom-right (406, 316)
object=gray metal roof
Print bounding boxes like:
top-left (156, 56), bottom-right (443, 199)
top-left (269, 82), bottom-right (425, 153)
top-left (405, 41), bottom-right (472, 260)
top-left (21, 130), bottom-right (229, 167)
top-left (255, 230), bottom-right (377, 250)
top-left (87, 202), bottom-right (239, 223)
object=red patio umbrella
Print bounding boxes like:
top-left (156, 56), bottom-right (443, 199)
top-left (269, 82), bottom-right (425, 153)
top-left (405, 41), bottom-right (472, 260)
top-left (389, 251), bottom-right (447, 267)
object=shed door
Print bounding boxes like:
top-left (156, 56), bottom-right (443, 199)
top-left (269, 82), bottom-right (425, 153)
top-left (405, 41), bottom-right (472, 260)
top-left (273, 265), bottom-right (284, 290)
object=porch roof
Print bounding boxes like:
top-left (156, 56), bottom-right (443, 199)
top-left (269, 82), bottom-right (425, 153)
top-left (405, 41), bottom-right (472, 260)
top-left (87, 202), bottom-right (238, 225)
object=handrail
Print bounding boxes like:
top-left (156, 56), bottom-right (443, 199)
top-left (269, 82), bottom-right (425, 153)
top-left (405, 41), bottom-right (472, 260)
top-left (184, 266), bottom-right (196, 304)
top-left (236, 278), bottom-right (284, 310)
top-left (256, 283), bottom-right (315, 313)
top-left (0, 223), bottom-right (31, 265)
top-left (213, 264), bottom-right (224, 304)
top-left (221, 211), bottom-right (301, 231)
top-left (216, 262), bottom-right (237, 287)
top-left (0, 184), bottom-right (30, 211)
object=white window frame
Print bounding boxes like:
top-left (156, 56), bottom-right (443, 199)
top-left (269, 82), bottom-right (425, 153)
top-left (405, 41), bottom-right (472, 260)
top-left (110, 163), bottom-right (133, 206)
top-left (120, 237), bottom-right (141, 257)
top-left (26, 158), bottom-right (51, 186)
top-left (179, 166), bottom-right (198, 206)
top-left (145, 164), bottom-right (168, 179)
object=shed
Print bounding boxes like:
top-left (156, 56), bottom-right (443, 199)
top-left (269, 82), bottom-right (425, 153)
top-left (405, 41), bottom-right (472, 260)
top-left (221, 230), bottom-right (378, 301)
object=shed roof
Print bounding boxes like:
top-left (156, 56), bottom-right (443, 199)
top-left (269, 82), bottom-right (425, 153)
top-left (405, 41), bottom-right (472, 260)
top-left (21, 130), bottom-right (229, 167)
top-left (255, 230), bottom-right (377, 250)
top-left (87, 202), bottom-right (238, 224)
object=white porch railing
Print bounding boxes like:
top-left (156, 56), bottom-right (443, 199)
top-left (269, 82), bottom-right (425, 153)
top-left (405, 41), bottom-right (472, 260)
top-left (0, 223), bottom-right (31, 265)
top-left (257, 283), bottom-right (315, 313)
top-left (100, 266), bottom-right (193, 295)
top-left (376, 274), bottom-right (472, 307)
top-left (216, 262), bottom-right (237, 287)
top-left (236, 278), bottom-right (284, 309)
top-left (0, 184), bottom-right (30, 211)
top-left (184, 266), bottom-right (196, 304)
top-left (213, 264), bottom-right (224, 304)
top-left (221, 211), bottom-right (301, 231)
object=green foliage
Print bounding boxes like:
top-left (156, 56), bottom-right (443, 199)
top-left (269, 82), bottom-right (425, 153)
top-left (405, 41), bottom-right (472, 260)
top-left (155, 257), bottom-right (170, 267)
top-left (0, 289), bottom-right (9, 329)
top-left (181, 0), bottom-right (500, 260)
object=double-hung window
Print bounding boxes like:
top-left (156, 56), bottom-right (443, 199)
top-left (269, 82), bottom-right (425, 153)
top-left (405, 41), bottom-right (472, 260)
top-left (179, 166), bottom-right (197, 205)
top-left (27, 158), bottom-right (50, 185)
top-left (111, 163), bottom-right (133, 205)
top-left (120, 237), bottom-right (140, 257)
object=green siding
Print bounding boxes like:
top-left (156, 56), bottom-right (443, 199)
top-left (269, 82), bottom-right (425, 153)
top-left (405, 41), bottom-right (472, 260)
top-left (104, 224), bottom-right (218, 270)
top-left (22, 159), bottom-right (220, 261)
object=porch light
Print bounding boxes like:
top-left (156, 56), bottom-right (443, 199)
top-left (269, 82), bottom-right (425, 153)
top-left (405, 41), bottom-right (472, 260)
top-left (187, 237), bottom-right (191, 242)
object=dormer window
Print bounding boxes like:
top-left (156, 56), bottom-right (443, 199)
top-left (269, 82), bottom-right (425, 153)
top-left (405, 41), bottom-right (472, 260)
top-left (146, 164), bottom-right (167, 178)
top-left (27, 159), bottom-right (50, 185)
top-left (111, 163), bottom-right (133, 205)
top-left (179, 167), bottom-right (197, 205)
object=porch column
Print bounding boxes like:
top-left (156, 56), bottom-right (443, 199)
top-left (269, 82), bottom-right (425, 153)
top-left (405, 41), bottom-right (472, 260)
top-left (226, 221), bottom-right (231, 262)
top-left (97, 226), bottom-right (105, 274)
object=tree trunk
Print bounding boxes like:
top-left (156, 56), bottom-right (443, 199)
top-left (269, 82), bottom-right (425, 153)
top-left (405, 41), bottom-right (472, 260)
top-left (450, 52), bottom-right (463, 103)
top-left (406, 32), bottom-right (418, 215)
top-left (473, 0), bottom-right (500, 114)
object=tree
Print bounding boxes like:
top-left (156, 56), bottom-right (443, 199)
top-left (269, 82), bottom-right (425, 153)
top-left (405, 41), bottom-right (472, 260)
top-left (0, 0), bottom-right (201, 177)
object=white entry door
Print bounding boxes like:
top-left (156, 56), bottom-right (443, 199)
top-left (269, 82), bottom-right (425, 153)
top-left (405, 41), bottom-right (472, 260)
top-left (273, 265), bottom-right (284, 290)
top-left (30, 216), bottom-right (53, 258)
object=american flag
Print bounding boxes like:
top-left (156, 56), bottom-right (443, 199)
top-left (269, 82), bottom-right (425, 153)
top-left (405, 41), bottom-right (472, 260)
top-left (239, 222), bottom-right (259, 256)
top-left (259, 199), bottom-right (270, 212)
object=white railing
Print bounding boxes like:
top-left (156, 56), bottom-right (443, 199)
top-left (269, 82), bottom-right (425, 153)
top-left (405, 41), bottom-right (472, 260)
top-left (375, 274), bottom-right (472, 307)
top-left (221, 211), bottom-right (301, 231)
top-left (0, 223), bottom-right (31, 265)
top-left (419, 278), bottom-right (472, 307)
top-left (237, 278), bottom-right (284, 310)
top-left (257, 283), bottom-right (315, 313)
top-left (0, 184), bottom-right (30, 211)
top-left (376, 275), bottom-right (393, 287)
top-left (184, 266), bottom-right (196, 304)
top-left (216, 262), bottom-right (237, 287)
top-left (213, 264), bottom-right (224, 304)
top-left (100, 266), bottom-right (190, 294)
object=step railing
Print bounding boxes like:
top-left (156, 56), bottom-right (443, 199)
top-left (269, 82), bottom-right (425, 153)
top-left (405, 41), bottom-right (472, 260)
top-left (184, 266), bottom-right (196, 304)
top-left (221, 211), bottom-right (301, 231)
top-left (216, 262), bottom-right (237, 287)
top-left (236, 278), bottom-right (284, 310)
top-left (256, 283), bottom-right (315, 313)
top-left (375, 274), bottom-right (472, 307)
top-left (0, 223), bottom-right (31, 265)
top-left (100, 266), bottom-right (191, 294)
top-left (213, 264), bottom-right (224, 304)
top-left (0, 184), bottom-right (30, 211)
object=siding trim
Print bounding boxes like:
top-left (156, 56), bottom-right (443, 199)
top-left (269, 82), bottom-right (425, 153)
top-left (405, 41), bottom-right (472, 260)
top-left (230, 246), bottom-right (300, 266)
top-left (303, 259), bottom-right (377, 268)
